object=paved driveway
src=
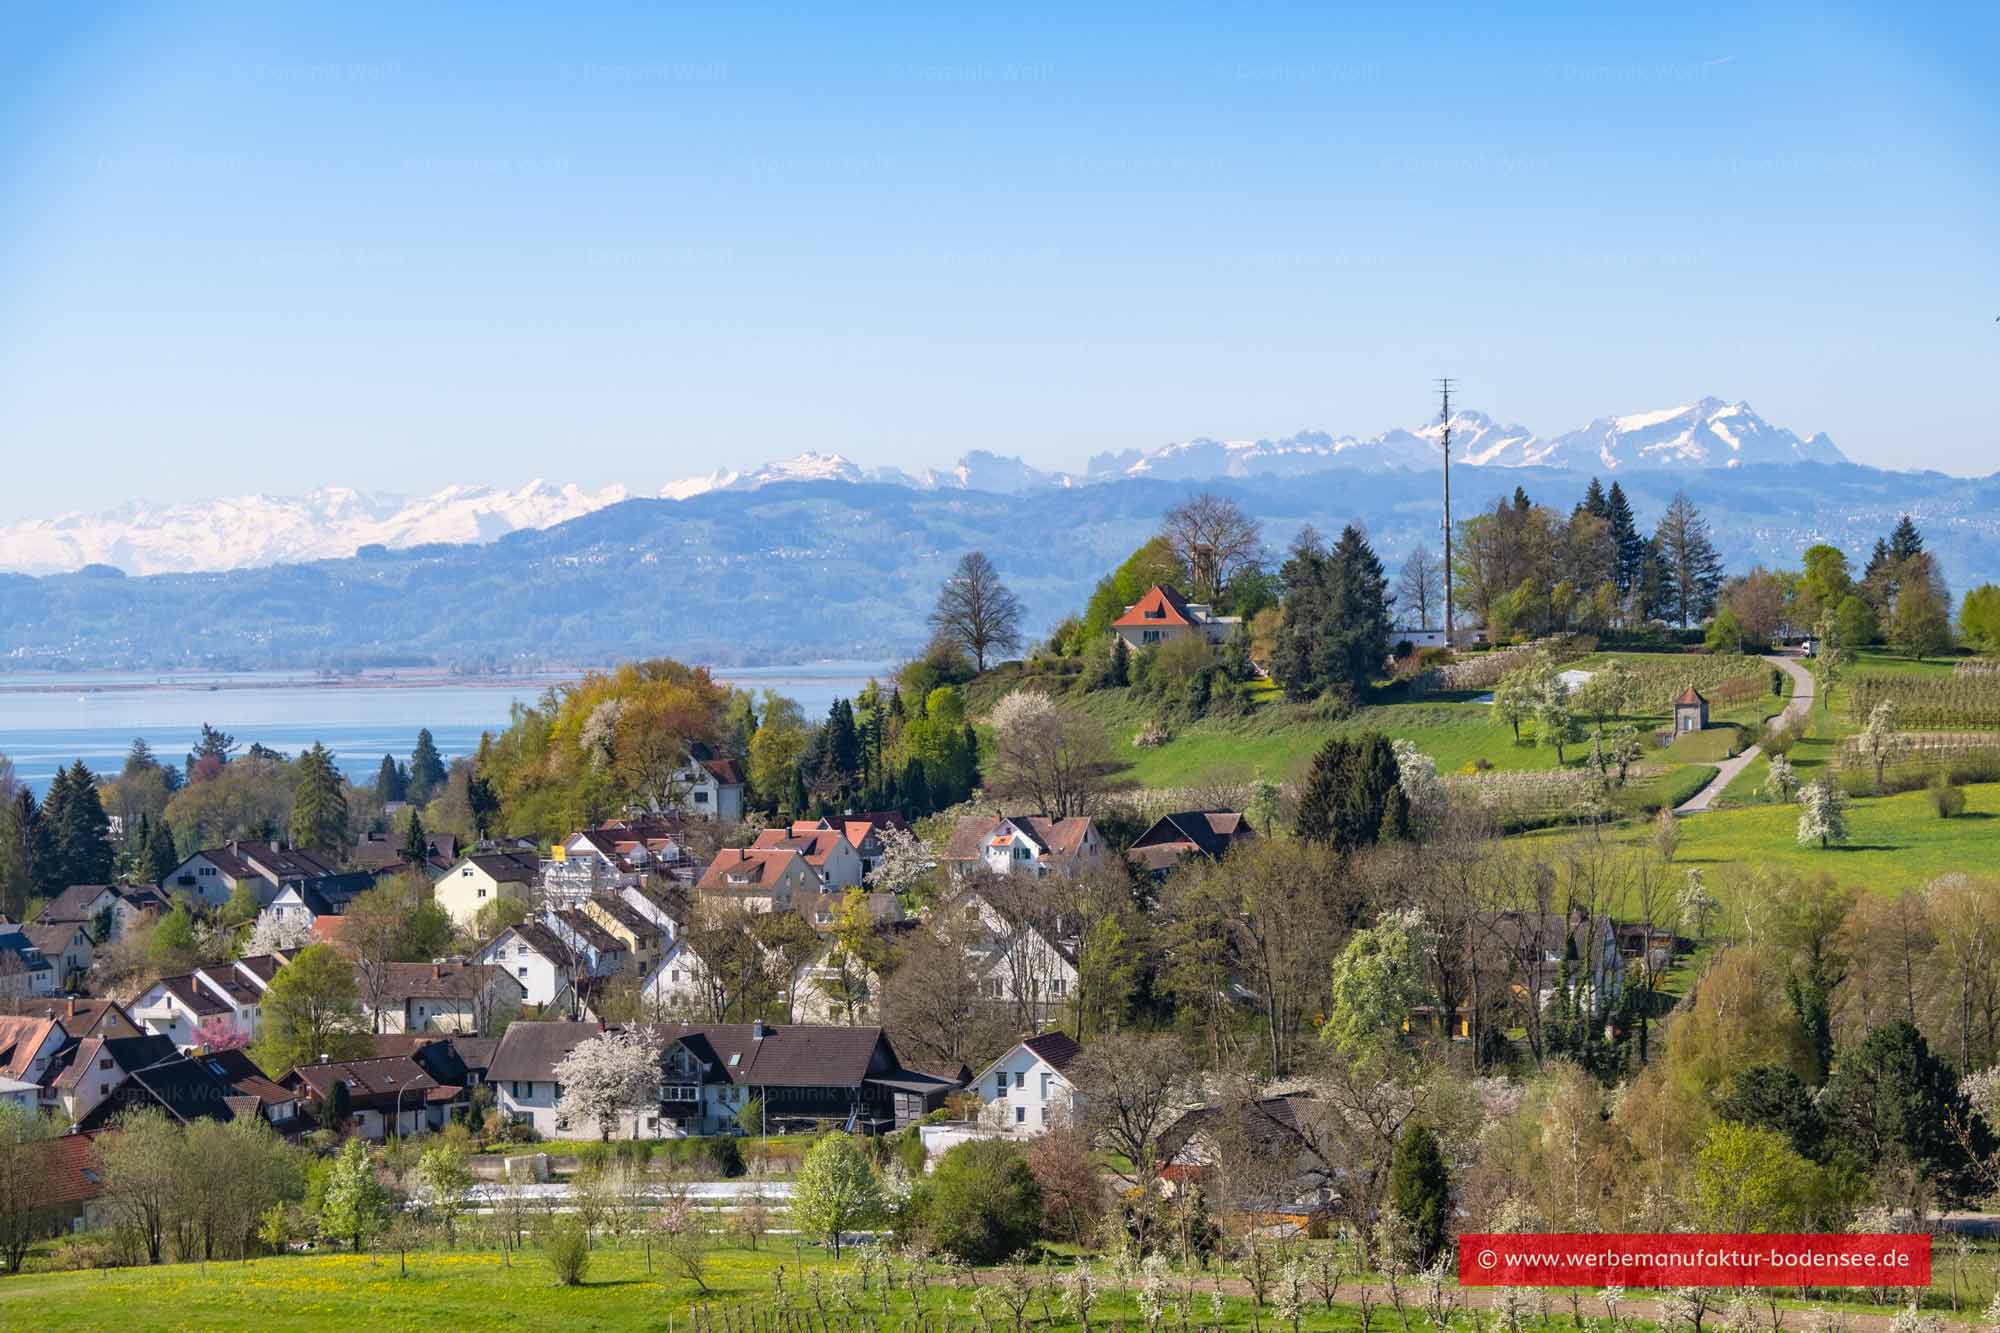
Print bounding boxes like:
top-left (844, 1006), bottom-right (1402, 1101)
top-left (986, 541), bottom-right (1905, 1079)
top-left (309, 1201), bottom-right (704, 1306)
top-left (1674, 653), bottom-right (1814, 813)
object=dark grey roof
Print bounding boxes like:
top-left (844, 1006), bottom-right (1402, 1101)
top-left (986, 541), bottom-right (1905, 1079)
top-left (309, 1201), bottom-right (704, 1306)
top-left (486, 1021), bottom-right (605, 1083)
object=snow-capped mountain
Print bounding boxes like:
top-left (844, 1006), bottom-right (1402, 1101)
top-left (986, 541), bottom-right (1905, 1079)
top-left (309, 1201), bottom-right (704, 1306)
top-left (1534, 398), bottom-right (1846, 471)
top-left (0, 398), bottom-right (1847, 576)
top-left (0, 480), bottom-right (627, 577)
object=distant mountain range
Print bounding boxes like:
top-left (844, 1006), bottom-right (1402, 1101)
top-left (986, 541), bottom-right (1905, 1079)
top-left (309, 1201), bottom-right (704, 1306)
top-left (6, 459), bottom-right (1999, 675)
top-left (0, 398), bottom-right (1849, 576)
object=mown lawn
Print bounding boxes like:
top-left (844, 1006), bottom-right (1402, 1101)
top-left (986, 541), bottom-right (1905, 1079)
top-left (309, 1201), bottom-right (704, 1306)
top-left (0, 1242), bottom-right (1387, 1333)
top-left (1519, 782), bottom-right (2000, 898)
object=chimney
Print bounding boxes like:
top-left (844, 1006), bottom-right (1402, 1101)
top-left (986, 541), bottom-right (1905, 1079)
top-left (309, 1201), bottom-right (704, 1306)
top-left (752, 1018), bottom-right (767, 1040)
top-left (319, 1053), bottom-right (329, 1064)
top-left (65, 998), bottom-right (76, 1018)
top-left (432, 964), bottom-right (442, 980)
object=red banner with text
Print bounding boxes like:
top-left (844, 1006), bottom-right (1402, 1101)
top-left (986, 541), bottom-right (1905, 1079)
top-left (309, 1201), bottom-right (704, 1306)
top-left (1458, 1234), bottom-right (1930, 1288)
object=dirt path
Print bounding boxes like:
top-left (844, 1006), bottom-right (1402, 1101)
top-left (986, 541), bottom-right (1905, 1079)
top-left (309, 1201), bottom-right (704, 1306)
top-left (1674, 654), bottom-right (1815, 814)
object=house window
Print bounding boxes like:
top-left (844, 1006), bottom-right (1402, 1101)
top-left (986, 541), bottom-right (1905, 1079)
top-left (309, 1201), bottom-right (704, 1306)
top-left (1013, 1071), bottom-right (1024, 1089)
top-left (1142, 630), bottom-right (1161, 644)
top-left (99, 1057), bottom-right (114, 1071)
top-left (1051, 979), bottom-right (1066, 998)
top-left (516, 966), bottom-right (527, 979)
top-left (1039, 1072), bottom-right (1050, 1099)
top-left (1015, 1105), bottom-right (1026, 1124)
top-left (693, 791), bottom-right (709, 804)
top-left (994, 1073), bottom-right (1006, 1096)
top-left (477, 888), bottom-right (487, 899)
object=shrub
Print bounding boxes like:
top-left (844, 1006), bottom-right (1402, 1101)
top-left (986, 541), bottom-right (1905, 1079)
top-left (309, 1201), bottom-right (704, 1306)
top-left (907, 1138), bottom-right (1043, 1264)
top-left (657, 1136), bottom-right (744, 1178)
top-left (1931, 772), bottom-right (1967, 819)
top-left (540, 1214), bottom-right (590, 1286)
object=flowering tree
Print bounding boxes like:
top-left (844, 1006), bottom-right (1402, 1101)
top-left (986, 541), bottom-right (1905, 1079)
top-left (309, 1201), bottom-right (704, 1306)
top-left (1763, 753), bottom-right (1799, 803)
top-left (1797, 778), bottom-right (1849, 849)
top-left (868, 825), bottom-right (933, 896)
top-left (246, 911), bottom-right (314, 956)
top-left (191, 1015), bottom-right (248, 1052)
top-left (1390, 740), bottom-right (1448, 836)
top-left (553, 1028), bottom-right (661, 1142)
top-left (1855, 700), bottom-right (1905, 791)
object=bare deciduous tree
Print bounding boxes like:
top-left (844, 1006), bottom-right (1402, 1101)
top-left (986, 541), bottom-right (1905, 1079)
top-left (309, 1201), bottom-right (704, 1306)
top-left (1161, 493), bottom-right (1263, 605)
top-left (1396, 545), bottom-right (1444, 632)
top-left (929, 551), bottom-right (1025, 671)
top-left (1067, 1032), bottom-right (1199, 1240)
top-left (985, 690), bottom-right (1121, 818)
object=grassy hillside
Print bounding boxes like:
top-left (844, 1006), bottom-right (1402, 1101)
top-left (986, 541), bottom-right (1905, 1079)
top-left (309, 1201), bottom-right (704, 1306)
top-left (1522, 781), bottom-right (2000, 899)
top-left (0, 1242), bottom-right (1376, 1332)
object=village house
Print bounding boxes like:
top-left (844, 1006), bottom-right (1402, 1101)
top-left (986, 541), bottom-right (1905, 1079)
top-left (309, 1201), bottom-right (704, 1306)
top-left (0, 927), bottom-right (56, 999)
top-left (1111, 584), bottom-right (1241, 651)
top-left (20, 922), bottom-right (94, 990)
top-left (1126, 810), bottom-right (1255, 879)
top-left (47, 1032), bottom-right (192, 1127)
top-left (0, 996), bottom-right (143, 1041)
top-left (673, 743), bottom-right (747, 822)
top-left (947, 888), bottom-right (1080, 1022)
top-left (942, 815), bottom-right (1105, 882)
top-left (545, 818), bottom-right (693, 906)
top-left (0, 1014), bottom-right (70, 1113)
top-left (258, 871), bottom-right (376, 939)
top-left (697, 847), bottom-right (821, 913)
top-left (638, 936), bottom-right (710, 1017)
top-left (32, 883), bottom-right (165, 942)
top-left (581, 893), bottom-right (666, 970)
top-left (69, 1039), bottom-right (245, 1131)
top-left (348, 830), bottom-right (457, 875)
top-left (162, 840), bottom-right (342, 910)
top-left (474, 920), bottom-right (585, 1009)
top-left (972, 1031), bottom-right (1082, 1136)
top-left (433, 849), bottom-right (543, 930)
top-left (751, 823), bottom-right (866, 890)
top-left (129, 953), bottom-right (292, 1049)
top-left (360, 961), bottom-right (525, 1035)
top-left (1156, 1092), bottom-right (1334, 1235)
top-left (546, 907), bottom-right (630, 975)
top-left (284, 1055), bottom-right (460, 1141)
top-left (487, 1018), bottom-right (958, 1140)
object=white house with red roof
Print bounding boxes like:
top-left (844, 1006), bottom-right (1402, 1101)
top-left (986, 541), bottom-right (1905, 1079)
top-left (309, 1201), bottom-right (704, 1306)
top-left (943, 815), bottom-right (1104, 881)
top-left (697, 847), bottom-right (820, 912)
top-left (673, 743), bottom-right (746, 822)
top-left (1111, 584), bottom-right (1241, 652)
top-left (751, 823), bottom-right (865, 890)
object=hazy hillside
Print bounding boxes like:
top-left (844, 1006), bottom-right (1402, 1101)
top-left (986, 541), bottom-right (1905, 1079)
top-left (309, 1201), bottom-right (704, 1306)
top-left (3, 463), bottom-right (1996, 671)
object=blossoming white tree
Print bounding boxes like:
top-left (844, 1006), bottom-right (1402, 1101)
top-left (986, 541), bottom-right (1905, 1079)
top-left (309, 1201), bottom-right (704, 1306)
top-left (554, 1027), bottom-right (661, 1141)
top-left (247, 912), bottom-right (315, 956)
top-left (867, 825), bottom-right (933, 896)
top-left (1797, 777), bottom-right (1849, 849)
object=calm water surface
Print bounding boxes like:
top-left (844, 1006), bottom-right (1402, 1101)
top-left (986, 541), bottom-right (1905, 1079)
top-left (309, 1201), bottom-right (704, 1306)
top-left (0, 663), bottom-right (891, 794)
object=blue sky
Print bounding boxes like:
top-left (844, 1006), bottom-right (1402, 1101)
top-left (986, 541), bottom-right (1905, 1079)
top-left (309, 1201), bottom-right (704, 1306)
top-left (1, 4), bottom-right (1995, 518)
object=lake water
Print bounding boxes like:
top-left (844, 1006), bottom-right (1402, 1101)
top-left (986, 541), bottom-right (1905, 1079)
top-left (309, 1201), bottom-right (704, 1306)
top-left (0, 663), bottom-right (892, 794)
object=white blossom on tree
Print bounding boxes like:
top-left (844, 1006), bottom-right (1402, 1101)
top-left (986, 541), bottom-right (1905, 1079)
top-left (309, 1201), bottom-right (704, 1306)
top-left (1762, 753), bottom-right (1798, 803)
top-left (1678, 868), bottom-right (1718, 942)
top-left (1797, 777), bottom-right (1849, 849)
top-left (1854, 699), bottom-right (1904, 790)
top-left (247, 912), bottom-right (315, 956)
top-left (867, 825), bottom-right (933, 895)
top-left (1390, 739), bottom-right (1448, 834)
top-left (553, 1027), bottom-right (660, 1141)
